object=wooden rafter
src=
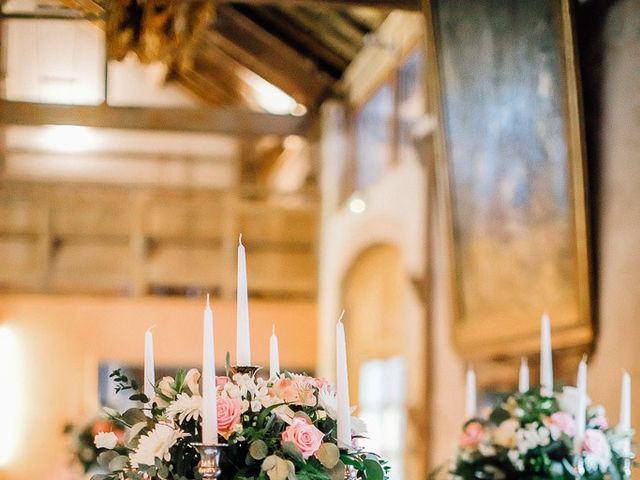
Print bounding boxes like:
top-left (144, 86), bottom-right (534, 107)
top-left (211, 0), bottom-right (418, 9)
top-left (212, 6), bottom-right (335, 105)
top-left (0, 100), bottom-right (308, 136)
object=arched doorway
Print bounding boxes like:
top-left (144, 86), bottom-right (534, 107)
top-left (341, 244), bottom-right (427, 480)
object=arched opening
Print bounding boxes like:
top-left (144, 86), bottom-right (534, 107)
top-left (341, 243), bottom-right (427, 480)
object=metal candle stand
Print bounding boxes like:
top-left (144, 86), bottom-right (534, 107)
top-left (192, 443), bottom-right (227, 479)
top-left (228, 364), bottom-right (262, 377)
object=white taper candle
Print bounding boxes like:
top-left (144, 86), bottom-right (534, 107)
top-left (540, 313), bottom-right (554, 394)
top-left (143, 328), bottom-right (155, 403)
top-left (270, 325), bottom-right (280, 379)
top-left (519, 357), bottom-right (530, 394)
top-left (336, 313), bottom-right (351, 448)
top-left (618, 371), bottom-right (631, 455)
top-left (574, 356), bottom-right (588, 452)
top-left (236, 234), bottom-right (251, 366)
top-left (465, 366), bottom-right (477, 419)
top-left (202, 294), bottom-right (218, 444)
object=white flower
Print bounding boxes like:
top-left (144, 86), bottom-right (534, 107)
top-left (129, 423), bottom-right (187, 467)
top-left (94, 431), bottom-right (118, 450)
top-left (478, 443), bottom-right (496, 456)
top-left (165, 393), bottom-right (202, 424)
top-left (158, 376), bottom-right (177, 399)
top-left (507, 449), bottom-right (524, 471)
top-left (184, 369), bottom-right (201, 396)
top-left (351, 416), bottom-right (368, 436)
top-left (558, 386), bottom-right (591, 417)
top-left (318, 386), bottom-right (337, 420)
top-left (494, 419), bottom-right (519, 448)
top-left (250, 400), bottom-right (262, 412)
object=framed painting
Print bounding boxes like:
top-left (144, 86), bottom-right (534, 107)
top-left (425, 0), bottom-right (593, 358)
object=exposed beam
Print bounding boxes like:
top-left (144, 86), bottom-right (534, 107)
top-left (214, 6), bottom-right (334, 105)
top-left (0, 100), bottom-right (309, 136)
top-left (212, 0), bottom-right (418, 9)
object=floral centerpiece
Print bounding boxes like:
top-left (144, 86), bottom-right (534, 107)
top-left (441, 387), bottom-right (634, 480)
top-left (91, 367), bottom-right (387, 480)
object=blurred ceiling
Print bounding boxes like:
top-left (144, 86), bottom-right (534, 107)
top-left (0, 0), bottom-right (409, 112)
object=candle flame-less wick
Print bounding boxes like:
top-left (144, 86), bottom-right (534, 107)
top-left (239, 233), bottom-right (243, 245)
top-left (337, 310), bottom-right (345, 324)
top-left (272, 324), bottom-right (276, 336)
top-left (146, 324), bottom-right (157, 334)
top-left (581, 353), bottom-right (588, 363)
top-left (521, 357), bottom-right (528, 366)
top-left (206, 293), bottom-right (211, 309)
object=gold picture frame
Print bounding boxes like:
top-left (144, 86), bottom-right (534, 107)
top-left (422, 0), bottom-right (593, 359)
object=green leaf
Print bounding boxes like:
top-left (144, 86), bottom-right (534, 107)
top-left (97, 451), bottom-right (119, 471)
top-left (282, 441), bottom-right (305, 463)
top-left (129, 393), bottom-right (149, 403)
top-left (108, 455), bottom-right (129, 472)
top-left (316, 443), bottom-right (340, 469)
top-left (90, 475), bottom-right (110, 480)
top-left (122, 408), bottom-right (147, 425)
top-left (363, 459), bottom-right (384, 480)
top-left (328, 461), bottom-right (346, 480)
top-left (250, 439), bottom-right (269, 460)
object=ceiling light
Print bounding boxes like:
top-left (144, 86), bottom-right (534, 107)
top-left (348, 194), bottom-right (367, 215)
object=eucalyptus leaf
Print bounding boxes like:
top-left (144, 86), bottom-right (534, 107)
top-left (125, 421), bottom-right (148, 449)
top-left (250, 439), bottom-right (269, 460)
top-left (328, 460), bottom-right (346, 480)
top-left (108, 455), bottom-right (129, 472)
top-left (122, 408), bottom-right (147, 425)
top-left (316, 443), bottom-right (340, 469)
top-left (97, 451), bottom-right (119, 471)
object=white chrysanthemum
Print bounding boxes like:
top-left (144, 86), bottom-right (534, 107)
top-left (165, 393), bottom-right (202, 424)
top-left (129, 423), bottom-right (187, 467)
top-left (318, 386), bottom-right (337, 419)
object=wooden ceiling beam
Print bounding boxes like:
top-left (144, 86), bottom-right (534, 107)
top-left (214, 5), bottom-right (335, 105)
top-left (210, 0), bottom-right (418, 10)
top-left (0, 100), bottom-right (309, 136)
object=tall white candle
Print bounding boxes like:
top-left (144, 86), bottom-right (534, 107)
top-left (336, 314), bottom-right (351, 448)
top-left (202, 294), bottom-right (218, 444)
top-left (143, 328), bottom-right (155, 403)
top-left (574, 356), bottom-right (588, 452)
top-left (618, 371), bottom-right (631, 455)
top-left (270, 325), bottom-right (280, 379)
top-left (540, 313), bottom-right (554, 394)
top-left (236, 235), bottom-right (251, 366)
top-left (519, 357), bottom-right (530, 394)
top-left (465, 367), bottom-right (477, 419)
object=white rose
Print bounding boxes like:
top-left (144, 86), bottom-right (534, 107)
top-left (558, 386), bottom-right (591, 417)
top-left (94, 431), bottom-right (118, 450)
top-left (184, 369), bottom-right (201, 395)
top-left (158, 376), bottom-right (177, 399)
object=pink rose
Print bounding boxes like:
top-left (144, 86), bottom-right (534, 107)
top-left (281, 417), bottom-right (324, 459)
top-left (590, 415), bottom-right (609, 430)
top-left (217, 397), bottom-right (242, 438)
top-left (216, 376), bottom-right (230, 389)
top-left (583, 429), bottom-right (609, 455)
top-left (459, 421), bottom-right (484, 448)
top-left (548, 412), bottom-right (576, 436)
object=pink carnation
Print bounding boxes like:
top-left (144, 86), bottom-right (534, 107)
top-left (459, 421), bottom-right (484, 448)
top-left (548, 412), bottom-right (576, 436)
top-left (217, 397), bottom-right (242, 438)
top-left (281, 417), bottom-right (324, 459)
top-left (583, 429), bottom-right (609, 455)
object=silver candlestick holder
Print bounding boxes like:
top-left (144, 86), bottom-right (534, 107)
top-left (622, 451), bottom-right (635, 480)
top-left (228, 365), bottom-right (262, 378)
top-left (192, 443), bottom-right (227, 479)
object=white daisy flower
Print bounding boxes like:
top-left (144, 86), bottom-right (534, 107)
top-left (129, 423), bottom-right (188, 468)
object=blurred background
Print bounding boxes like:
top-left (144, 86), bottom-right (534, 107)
top-left (0, 0), bottom-right (638, 479)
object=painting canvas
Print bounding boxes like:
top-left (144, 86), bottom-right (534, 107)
top-left (429, 0), bottom-right (593, 357)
